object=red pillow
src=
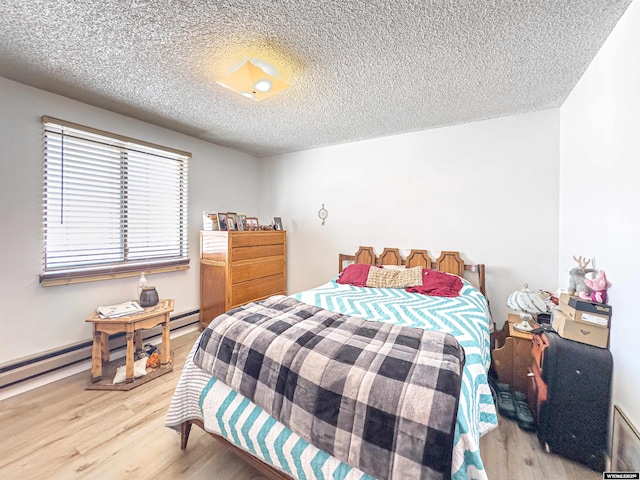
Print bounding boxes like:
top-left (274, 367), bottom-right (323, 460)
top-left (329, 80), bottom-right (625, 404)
top-left (336, 264), bottom-right (378, 287)
top-left (405, 269), bottom-right (463, 297)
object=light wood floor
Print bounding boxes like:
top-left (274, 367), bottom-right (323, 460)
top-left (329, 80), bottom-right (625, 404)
top-left (0, 331), bottom-right (601, 480)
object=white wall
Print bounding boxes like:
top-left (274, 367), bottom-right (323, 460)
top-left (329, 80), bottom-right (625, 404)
top-left (0, 78), bottom-right (260, 364)
top-left (559, 0), bottom-right (640, 429)
top-left (259, 109), bottom-right (561, 326)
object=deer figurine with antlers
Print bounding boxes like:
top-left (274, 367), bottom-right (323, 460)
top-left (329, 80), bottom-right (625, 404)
top-left (568, 255), bottom-right (595, 297)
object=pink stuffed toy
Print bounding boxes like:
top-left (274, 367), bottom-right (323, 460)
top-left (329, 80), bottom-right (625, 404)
top-left (579, 270), bottom-right (611, 303)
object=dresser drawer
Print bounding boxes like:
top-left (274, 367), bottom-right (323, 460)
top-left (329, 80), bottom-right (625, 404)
top-left (231, 258), bottom-right (285, 284)
top-left (231, 274), bottom-right (285, 307)
top-left (200, 232), bottom-right (228, 261)
top-left (231, 232), bottom-right (285, 248)
top-left (231, 244), bottom-right (285, 262)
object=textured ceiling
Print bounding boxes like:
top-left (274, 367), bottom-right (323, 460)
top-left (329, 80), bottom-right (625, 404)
top-left (0, 1), bottom-right (632, 157)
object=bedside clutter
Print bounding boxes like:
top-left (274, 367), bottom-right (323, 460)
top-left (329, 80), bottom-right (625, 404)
top-left (551, 293), bottom-right (611, 348)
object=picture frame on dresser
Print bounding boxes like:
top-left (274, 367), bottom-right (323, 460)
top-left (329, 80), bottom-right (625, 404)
top-left (202, 212), bottom-right (214, 231)
top-left (236, 215), bottom-right (246, 231)
top-left (208, 213), bottom-right (219, 231)
top-left (246, 217), bottom-right (258, 230)
top-left (274, 217), bottom-right (283, 231)
top-left (217, 212), bottom-right (228, 231)
top-left (227, 213), bottom-right (237, 231)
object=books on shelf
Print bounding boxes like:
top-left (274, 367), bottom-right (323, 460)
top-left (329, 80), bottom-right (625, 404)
top-left (96, 301), bottom-right (144, 319)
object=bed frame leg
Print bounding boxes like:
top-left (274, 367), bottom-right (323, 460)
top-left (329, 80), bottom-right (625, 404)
top-left (180, 421), bottom-right (192, 450)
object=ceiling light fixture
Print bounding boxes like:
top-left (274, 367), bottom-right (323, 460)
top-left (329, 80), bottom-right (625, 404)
top-left (217, 60), bottom-right (289, 101)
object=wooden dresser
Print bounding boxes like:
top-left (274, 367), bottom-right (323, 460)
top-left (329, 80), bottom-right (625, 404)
top-left (199, 230), bottom-right (286, 329)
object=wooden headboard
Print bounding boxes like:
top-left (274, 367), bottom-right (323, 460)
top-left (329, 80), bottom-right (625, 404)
top-left (338, 246), bottom-right (486, 296)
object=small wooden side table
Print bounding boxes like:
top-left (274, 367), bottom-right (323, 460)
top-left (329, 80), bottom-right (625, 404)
top-left (491, 313), bottom-right (535, 395)
top-left (86, 299), bottom-right (174, 387)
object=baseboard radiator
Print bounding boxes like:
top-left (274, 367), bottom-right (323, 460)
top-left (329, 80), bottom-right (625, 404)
top-left (0, 309), bottom-right (199, 389)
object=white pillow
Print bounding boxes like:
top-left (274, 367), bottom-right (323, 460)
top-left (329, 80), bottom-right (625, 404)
top-left (113, 357), bottom-right (148, 384)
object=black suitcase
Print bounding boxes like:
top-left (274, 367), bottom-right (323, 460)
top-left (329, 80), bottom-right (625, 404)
top-left (529, 325), bottom-right (612, 471)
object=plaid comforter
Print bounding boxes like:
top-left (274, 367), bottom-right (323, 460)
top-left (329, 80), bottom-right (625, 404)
top-left (193, 296), bottom-right (465, 480)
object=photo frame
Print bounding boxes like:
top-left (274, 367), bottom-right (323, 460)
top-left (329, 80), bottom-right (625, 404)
top-left (236, 214), bottom-right (246, 231)
top-left (273, 217), bottom-right (283, 231)
top-left (202, 211), bottom-right (214, 230)
top-left (246, 217), bottom-right (259, 230)
top-left (208, 213), bottom-right (219, 231)
top-left (227, 213), bottom-right (237, 231)
top-left (217, 212), bottom-right (228, 231)
top-left (611, 405), bottom-right (640, 472)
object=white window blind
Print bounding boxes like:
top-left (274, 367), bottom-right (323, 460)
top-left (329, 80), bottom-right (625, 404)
top-left (41, 116), bottom-right (190, 284)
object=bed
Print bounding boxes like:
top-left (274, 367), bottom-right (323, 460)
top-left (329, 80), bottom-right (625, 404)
top-left (166, 247), bottom-right (497, 479)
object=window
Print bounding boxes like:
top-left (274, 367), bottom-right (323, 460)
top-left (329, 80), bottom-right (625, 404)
top-left (41, 116), bottom-right (190, 285)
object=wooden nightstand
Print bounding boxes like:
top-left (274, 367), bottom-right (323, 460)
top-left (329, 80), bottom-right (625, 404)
top-left (491, 313), bottom-right (534, 395)
top-left (85, 299), bottom-right (174, 390)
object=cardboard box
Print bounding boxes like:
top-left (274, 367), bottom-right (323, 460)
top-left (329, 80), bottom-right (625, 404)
top-left (558, 302), bottom-right (610, 327)
top-left (552, 310), bottom-right (609, 348)
top-left (558, 293), bottom-right (611, 327)
top-left (567, 296), bottom-right (612, 316)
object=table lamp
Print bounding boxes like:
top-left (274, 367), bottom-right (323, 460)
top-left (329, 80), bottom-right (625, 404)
top-left (507, 284), bottom-right (547, 331)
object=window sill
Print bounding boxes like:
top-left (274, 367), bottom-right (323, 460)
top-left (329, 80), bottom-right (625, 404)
top-left (40, 263), bottom-right (189, 287)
